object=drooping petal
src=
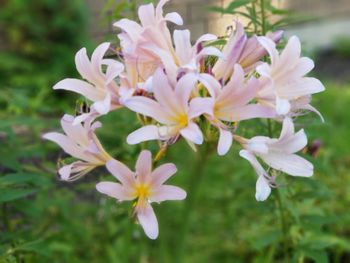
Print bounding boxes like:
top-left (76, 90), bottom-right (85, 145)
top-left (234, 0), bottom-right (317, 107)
top-left (150, 185), bottom-right (187, 202)
top-left (164, 12), bottom-right (183, 25)
top-left (91, 42), bottom-right (110, 76)
top-left (261, 153), bottom-right (314, 177)
top-left (255, 175), bottom-right (271, 202)
top-left (180, 122), bottom-right (203, 145)
top-left (217, 128), bottom-right (233, 156)
top-left (127, 125), bottom-right (162, 145)
top-left (137, 202), bottom-right (159, 239)
top-left (257, 36), bottom-right (279, 65)
top-left (96, 182), bottom-right (135, 201)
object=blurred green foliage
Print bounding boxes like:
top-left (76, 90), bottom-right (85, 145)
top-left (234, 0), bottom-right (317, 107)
top-left (0, 0), bottom-right (89, 115)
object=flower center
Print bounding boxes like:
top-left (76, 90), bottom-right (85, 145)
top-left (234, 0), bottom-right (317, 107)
top-left (176, 114), bottom-right (188, 128)
top-left (135, 184), bottom-right (151, 199)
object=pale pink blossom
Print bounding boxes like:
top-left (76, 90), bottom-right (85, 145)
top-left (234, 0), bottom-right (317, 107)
top-left (213, 21), bottom-right (283, 82)
top-left (54, 42), bottom-right (124, 116)
top-left (96, 150), bottom-right (186, 239)
top-left (125, 69), bottom-right (212, 148)
top-left (43, 115), bottom-right (111, 181)
top-left (114, 0), bottom-right (183, 86)
top-left (145, 29), bottom-right (221, 84)
top-left (256, 36), bottom-right (325, 116)
top-left (199, 64), bottom-right (276, 155)
top-left (237, 118), bottom-right (313, 201)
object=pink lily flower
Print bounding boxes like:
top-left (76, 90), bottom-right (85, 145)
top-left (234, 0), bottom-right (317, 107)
top-left (54, 42), bottom-right (124, 116)
top-left (237, 117), bottom-right (313, 201)
top-left (144, 29), bottom-right (221, 84)
top-left (199, 64), bottom-right (276, 156)
top-left (256, 36), bottom-right (325, 116)
top-left (114, 0), bottom-right (182, 87)
top-left (213, 21), bottom-right (283, 82)
top-left (96, 150), bottom-right (186, 239)
top-left (125, 69), bottom-right (211, 148)
top-left (43, 115), bottom-right (111, 181)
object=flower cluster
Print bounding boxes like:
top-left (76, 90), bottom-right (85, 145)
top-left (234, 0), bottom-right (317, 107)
top-left (44, 0), bottom-right (325, 239)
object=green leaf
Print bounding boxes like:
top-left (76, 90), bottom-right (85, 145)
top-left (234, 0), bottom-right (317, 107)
top-left (0, 188), bottom-right (37, 203)
top-left (226, 0), bottom-right (253, 11)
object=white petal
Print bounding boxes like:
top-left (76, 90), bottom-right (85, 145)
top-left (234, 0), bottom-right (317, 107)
top-left (53, 79), bottom-right (103, 102)
top-left (261, 153), bottom-right (313, 177)
top-left (276, 96), bottom-right (291, 115)
top-left (217, 128), bottom-right (232, 156)
top-left (255, 176), bottom-right (271, 201)
top-left (127, 125), bottom-right (161, 145)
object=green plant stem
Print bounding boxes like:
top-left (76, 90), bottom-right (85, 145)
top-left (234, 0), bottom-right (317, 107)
top-left (275, 190), bottom-right (289, 257)
top-left (173, 144), bottom-right (211, 263)
top-left (260, 0), bottom-right (267, 35)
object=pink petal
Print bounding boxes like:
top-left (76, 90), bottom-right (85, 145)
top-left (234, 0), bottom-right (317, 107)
top-left (91, 42), bottom-right (110, 76)
top-left (164, 12), bottom-right (183, 25)
top-left (175, 72), bottom-right (198, 110)
top-left (43, 132), bottom-right (95, 162)
top-left (60, 114), bottom-right (89, 146)
top-left (150, 185), bottom-right (187, 202)
top-left (149, 163), bottom-right (177, 187)
top-left (279, 36), bottom-right (301, 67)
top-left (124, 96), bottom-right (172, 124)
top-left (103, 59), bottom-right (124, 84)
top-left (96, 182), bottom-right (135, 201)
top-left (138, 3), bottom-right (155, 26)
top-left (180, 122), bottom-right (203, 145)
top-left (278, 77), bottom-right (325, 98)
top-left (188, 97), bottom-right (215, 119)
top-left (217, 128), bottom-right (232, 156)
top-left (217, 104), bottom-right (276, 122)
top-left (137, 202), bottom-right (159, 239)
top-left (53, 79), bottom-right (103, 102)
top-left (198, 73), bottom-right (221, 97)
top-left (136, 150), bottom-right (152, 182)
top-left (152, 69), bottom-right (181, 114)
top-left (261, 153), bottom-right (313, 177)
top-left (113, 19), bottom-right (143, 42)
top-left (127, 125), bottom-right (161, 145)
top-left (239, 150), bottom-right (268, 179)
top-left (257, 36), bottom-right (279, 65)
top-left (173, 30), bottom-right (192, 65)
top-left (106, 159), bottom-right (135, 187)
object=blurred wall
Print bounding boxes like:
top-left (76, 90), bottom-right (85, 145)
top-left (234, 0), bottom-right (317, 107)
top-left (87, 0), bottom-right (350, 50)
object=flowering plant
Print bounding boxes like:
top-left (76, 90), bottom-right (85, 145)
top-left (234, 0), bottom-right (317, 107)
top-left (44, 0), bottom-right (324, 242)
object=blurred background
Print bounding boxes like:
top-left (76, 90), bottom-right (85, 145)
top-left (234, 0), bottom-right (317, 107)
top-left (0, 0), bottom-right (350, 262)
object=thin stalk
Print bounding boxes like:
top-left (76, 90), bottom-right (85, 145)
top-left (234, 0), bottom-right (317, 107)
top-left (173, 144), bottom-right (211, 263)
top-left (2, 203), bottom-right (9, 231)
top-left (260, 0), bottom-right (267, 35)
top-left (275, 190), bottom-right (289, 257)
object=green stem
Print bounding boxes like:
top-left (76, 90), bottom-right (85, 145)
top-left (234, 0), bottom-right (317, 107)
top-left (276, 189), bottom-right (289, 261)
top-left (2, 203), bottom-right (9, 231)
top-left (260, 0), bottom-right (267, 35)
top-left (173, 144), bottom-right (211, 263)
